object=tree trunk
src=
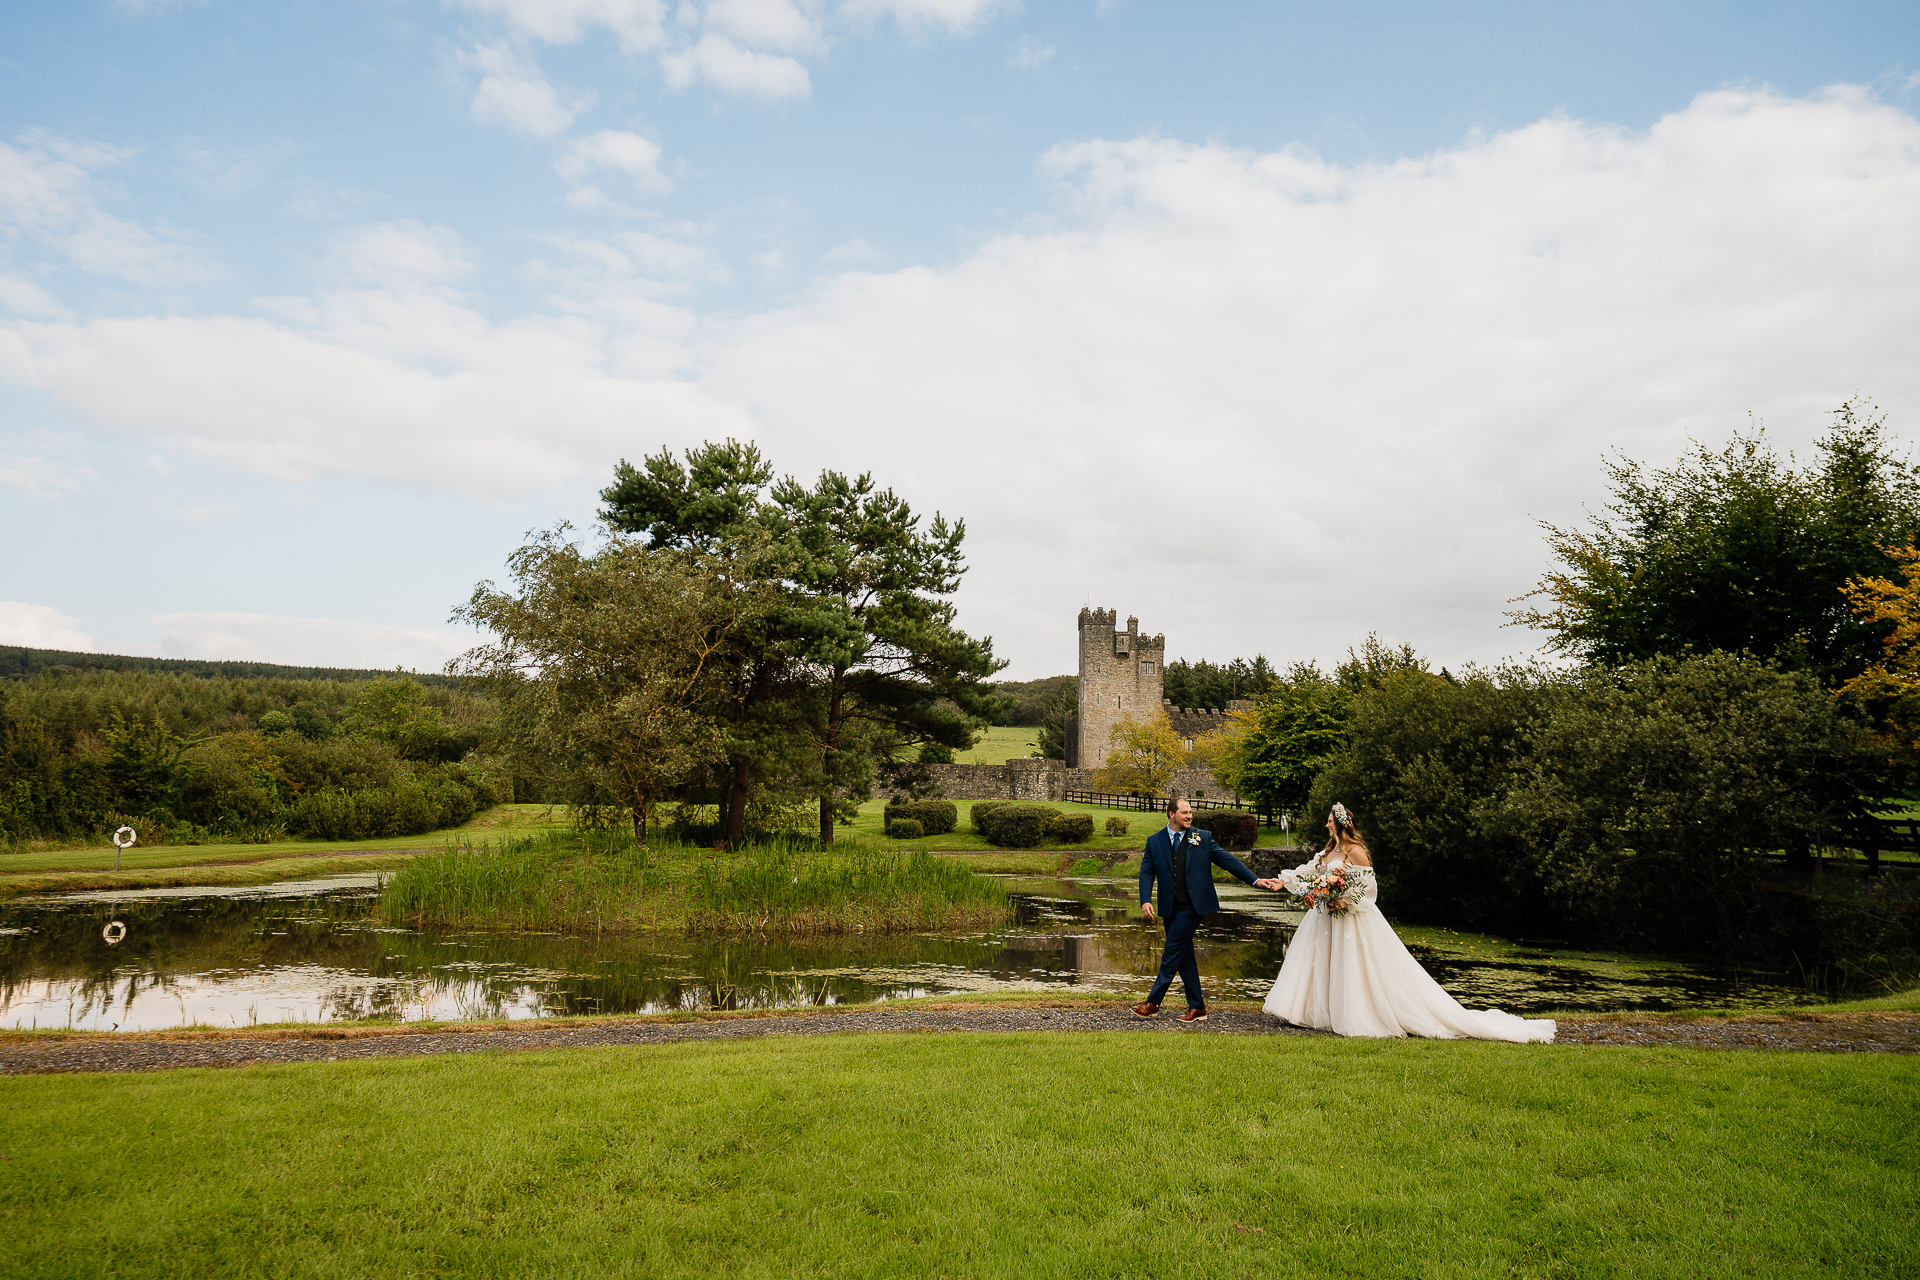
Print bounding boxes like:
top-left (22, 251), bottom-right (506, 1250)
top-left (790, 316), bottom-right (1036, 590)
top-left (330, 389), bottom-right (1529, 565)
top-left (818, 678), bottom-right (848, 846)
top-left (724, 755), bottom-right (751, 848)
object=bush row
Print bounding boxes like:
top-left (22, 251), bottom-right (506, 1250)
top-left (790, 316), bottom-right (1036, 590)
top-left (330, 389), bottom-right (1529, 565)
top-left (967, 802), bottom-right (1093, 847)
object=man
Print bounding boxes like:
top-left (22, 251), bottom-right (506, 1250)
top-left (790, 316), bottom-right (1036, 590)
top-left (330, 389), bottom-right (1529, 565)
top-left (1134, 797), bottom-right (1282, 1022)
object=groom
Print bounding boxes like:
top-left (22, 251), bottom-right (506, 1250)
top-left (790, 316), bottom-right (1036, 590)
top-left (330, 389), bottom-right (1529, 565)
top-left (1133, 796), bottom-right (1280, 1022)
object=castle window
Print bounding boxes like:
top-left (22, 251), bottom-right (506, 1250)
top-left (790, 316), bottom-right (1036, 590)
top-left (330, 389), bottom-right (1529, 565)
top-left (1183, 739), bottom-right (1193, 750)
top-left (1115, 695), bottom-right (1122, 709)
top-left (1141, 661), bottom-right (1155, 675)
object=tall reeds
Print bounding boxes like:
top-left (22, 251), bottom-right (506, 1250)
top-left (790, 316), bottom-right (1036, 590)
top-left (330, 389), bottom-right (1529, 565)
top-left (377, 831), bottom-right (1010, 936)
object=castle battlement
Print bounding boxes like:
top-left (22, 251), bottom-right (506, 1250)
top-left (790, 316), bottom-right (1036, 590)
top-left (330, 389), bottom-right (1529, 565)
top-left (1069, 605), bottom-right (1168, 768)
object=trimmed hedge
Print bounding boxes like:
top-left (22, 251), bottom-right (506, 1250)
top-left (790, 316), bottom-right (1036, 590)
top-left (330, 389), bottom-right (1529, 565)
top-left (1047, 812), bottom-right (1094, 844)
top-left (886, 817), bottom-right (925, 840)
top-left (980, 804), bottom-right (1055, 848)
top-left (970, 801), bottom-right (1009, 833)
top-left (1196, 809), bottom-right (1258, 851)
top-left (889, 799), bottom-right (957, 837)
top-left (1104, 816), bottom-right (1131, 837)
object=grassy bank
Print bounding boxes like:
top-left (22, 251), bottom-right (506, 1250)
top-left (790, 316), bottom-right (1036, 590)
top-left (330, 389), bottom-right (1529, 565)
top-left (379, 831), bottom-right (1013, 936)
top-left (3, 1033), bottom-right (1914, 1278)
top-left (0, 805), bottom-right (572, 898)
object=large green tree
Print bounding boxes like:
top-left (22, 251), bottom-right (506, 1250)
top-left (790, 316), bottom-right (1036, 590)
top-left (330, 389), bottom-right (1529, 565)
top-left (453, 527), bottom-right (777, 843)
top-left (770, 469), bottom-right (1005, 843)
top-left (1509, 400), bottom-right (1920, 686)
top-left (601, 440), bottom-right (1004, 845)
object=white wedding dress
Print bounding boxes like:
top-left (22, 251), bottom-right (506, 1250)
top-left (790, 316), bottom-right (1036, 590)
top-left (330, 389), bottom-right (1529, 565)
top-left (1263, 853), bottom-right (1556, 1043)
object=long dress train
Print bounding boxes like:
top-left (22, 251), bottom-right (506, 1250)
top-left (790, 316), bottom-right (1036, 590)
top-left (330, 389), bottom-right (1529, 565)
top-left (1262, 854), bottom-right (1555, 1043)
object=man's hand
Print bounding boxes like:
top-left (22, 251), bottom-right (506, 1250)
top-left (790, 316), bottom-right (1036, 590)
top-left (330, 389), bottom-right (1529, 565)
top-left (1254, 878), bottom-right (1282, 892)
top-left (1141, 901), bottom-right (1156, 920)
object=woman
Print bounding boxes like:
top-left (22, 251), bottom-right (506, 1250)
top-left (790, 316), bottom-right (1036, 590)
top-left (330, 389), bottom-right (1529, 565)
top-left (1262, 803), bottom-right (1555, 1043)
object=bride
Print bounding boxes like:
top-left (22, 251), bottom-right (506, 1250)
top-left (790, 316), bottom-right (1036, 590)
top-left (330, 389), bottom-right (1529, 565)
top-left (1262, 803), bottom-right (1555, 1043)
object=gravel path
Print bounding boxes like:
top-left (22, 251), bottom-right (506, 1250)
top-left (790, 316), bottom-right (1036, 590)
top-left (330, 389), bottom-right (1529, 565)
top-left (4, 1007), bottom-right (1915, 1075)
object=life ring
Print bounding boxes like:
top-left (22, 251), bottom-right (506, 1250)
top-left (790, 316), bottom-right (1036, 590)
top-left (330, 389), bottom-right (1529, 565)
top-left (112, 826), bottom-right (138, 850)
top-left (103, 921), bottom-right (127, 944)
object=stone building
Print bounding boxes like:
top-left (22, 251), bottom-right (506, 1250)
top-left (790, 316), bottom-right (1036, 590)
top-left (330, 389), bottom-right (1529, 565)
top-left (1064, 606), bottom-right (1251, 769)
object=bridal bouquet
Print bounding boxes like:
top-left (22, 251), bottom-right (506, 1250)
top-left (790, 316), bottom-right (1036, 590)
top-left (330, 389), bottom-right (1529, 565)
top-left (1292, 865), bottom-right (1374, 916)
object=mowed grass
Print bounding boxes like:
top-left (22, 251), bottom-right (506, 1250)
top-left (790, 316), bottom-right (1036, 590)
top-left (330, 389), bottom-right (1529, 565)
top-left (3, 1034), bottom-right (1914, 1279)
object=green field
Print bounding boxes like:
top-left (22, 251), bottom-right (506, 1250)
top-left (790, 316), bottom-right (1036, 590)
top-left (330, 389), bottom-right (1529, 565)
top-left (955, 723), bottom-right (1045, 764)
top-left (3, 1031), bottom-right (1913, 1278)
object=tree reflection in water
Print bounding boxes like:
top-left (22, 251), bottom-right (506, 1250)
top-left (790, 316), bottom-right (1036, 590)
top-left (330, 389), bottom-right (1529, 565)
top-left (0, 874), bottom-right (1820, 1031)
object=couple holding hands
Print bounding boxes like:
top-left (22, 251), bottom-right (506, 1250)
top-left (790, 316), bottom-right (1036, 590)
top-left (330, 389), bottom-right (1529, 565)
top-left (1131, 797), bottom-right (1555, 1043)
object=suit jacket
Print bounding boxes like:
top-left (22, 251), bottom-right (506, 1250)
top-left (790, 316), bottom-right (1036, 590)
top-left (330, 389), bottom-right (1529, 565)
top-left (1139, 826), bottom-right (1258, 916)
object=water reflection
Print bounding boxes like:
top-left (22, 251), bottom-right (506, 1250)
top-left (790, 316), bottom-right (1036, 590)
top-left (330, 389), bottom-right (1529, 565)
top-left (0, 873), bottom-right (1823, 1032)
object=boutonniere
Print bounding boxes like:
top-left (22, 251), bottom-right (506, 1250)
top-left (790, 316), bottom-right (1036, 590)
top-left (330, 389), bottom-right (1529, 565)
top-left (1185, 831), bottom-right (1201, 846)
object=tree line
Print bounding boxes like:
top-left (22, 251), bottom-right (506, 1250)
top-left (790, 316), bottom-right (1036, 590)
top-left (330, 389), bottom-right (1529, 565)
top-left (0, 669), bottom-right (503, 845)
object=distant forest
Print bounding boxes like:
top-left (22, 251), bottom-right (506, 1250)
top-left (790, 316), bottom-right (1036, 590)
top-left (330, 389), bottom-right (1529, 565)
top-left (991, 675), bottom-right (1074, 725)
top-left (0, 645), bottom-right (455, 686)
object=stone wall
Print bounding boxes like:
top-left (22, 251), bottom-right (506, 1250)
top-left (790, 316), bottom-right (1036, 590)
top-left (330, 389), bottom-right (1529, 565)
top-left (895, 757), bottom-right (1236, 804)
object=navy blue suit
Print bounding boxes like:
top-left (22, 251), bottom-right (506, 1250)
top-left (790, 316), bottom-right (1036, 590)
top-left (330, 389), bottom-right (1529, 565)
top-left (1139, 826), bottom-right (1259, 1009)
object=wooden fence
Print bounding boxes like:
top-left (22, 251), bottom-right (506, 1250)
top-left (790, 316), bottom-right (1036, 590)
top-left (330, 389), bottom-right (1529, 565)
top-left (1061, 789), bottom-right (1285, 828)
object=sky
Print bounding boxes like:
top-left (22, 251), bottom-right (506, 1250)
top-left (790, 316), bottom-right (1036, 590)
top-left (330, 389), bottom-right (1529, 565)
top-left (1, 1), bottom-right (1918, 681)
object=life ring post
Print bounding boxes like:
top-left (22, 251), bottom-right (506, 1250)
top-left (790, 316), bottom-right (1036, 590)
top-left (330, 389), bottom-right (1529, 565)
top-left (111, 825), bottom-right (138, 871)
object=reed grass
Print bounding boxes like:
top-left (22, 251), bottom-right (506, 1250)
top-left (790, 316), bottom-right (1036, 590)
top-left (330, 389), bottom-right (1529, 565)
top-left (378, 830), bottom-right (1012, 936)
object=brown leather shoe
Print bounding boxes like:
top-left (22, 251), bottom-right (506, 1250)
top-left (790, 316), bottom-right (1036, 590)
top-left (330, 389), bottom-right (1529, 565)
top-left (1130, 1002), bottom-right (1161, 1019)
top-left (1178, 1007), bottom-right (1208, 1023)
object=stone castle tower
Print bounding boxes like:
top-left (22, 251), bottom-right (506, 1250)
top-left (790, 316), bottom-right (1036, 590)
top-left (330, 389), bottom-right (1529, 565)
top-left (1067, 608), bottom-right (1166, 768)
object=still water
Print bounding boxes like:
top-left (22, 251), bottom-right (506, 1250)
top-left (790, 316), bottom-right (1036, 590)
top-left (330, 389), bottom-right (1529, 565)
top-left (0, 873), bottom-right (1824, 1032)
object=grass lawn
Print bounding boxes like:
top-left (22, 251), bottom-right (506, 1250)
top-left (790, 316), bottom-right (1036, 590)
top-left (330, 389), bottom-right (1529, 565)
top-left (0, 805), bottom-right (574, 898)
top-left (955, 724), bottom-right (1044, 764)
top-left (3, 1032), bottom-right (1914, 1278)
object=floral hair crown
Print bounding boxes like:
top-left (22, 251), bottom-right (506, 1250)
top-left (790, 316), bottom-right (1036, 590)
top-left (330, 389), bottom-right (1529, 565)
top-left (1330, 802), bottom-right (1353, 829)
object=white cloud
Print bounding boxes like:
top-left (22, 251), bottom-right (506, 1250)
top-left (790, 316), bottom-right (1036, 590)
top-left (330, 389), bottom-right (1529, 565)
top-left (660, 33), bottom-right (811, 98)
top-left (152, 611), bottom-right (474, 670)
top-left (4, 87), bottom-right (1920, 673)
top-left (555, 129), bottom-right (669, 190)
top-left (0, 133), bottom-right (211, 283)
top-left (1008, 34), bottom-right (1052, 69)
top-left (459, 42), bottom-right (591, 138)
top-left (0, 431), bottom-right (94, 498)
top-left (703, 0), bottom-right (825, 54)
top-left (0, 273), bottom-right (66, 319)
top-left (449, 0), bottom-right (669, 51)
top-left (331, 221), bottom-right (477, 287)
top-left (837, 0), bottom-right (1014, 35)
top-left (0, 601), bottom-right (99, 651)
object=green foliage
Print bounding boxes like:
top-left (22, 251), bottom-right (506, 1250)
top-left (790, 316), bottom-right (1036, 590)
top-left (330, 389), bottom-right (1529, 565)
top-left (1104, 816), bottom-right (1131, 837)
top-left (1194, 809), bottom-right (1257, 850)
top-left (885, 798), bottom-right (957, 836)
top-left (1220, 639), bottom-right (1429, 812)
top-left (257, 709), bottom-right (295, 737)
top-left (1090, 712), bottom-right (1183, 795)
top-left (1511, 400), bottom-right (1920, 687)
top-left (1046, 811), bottom-right (1093, 843)
top-left (969, 801), bottom-right (1007, 832)
top-left (0, 644), bottom-right (455, 685)
top-left (454, 525), bottom-right (780, 843)
top-left (990, 674), bottom-right (1074, 726)
top-left (885, 817), bottom-right (925, 840)
top-left (1162, 654), bottom-right (1277, 709)
top-left (1034, 677), bottom-right (1076, 759)
top-left (917, 741), bottom-right (955, 764)
top-left (601, 439), bottom-right (1005, 846)
top-left (1311, 652), bottom-right (1895, 965)
top-left (980, 803), bottom-right (1056, 848)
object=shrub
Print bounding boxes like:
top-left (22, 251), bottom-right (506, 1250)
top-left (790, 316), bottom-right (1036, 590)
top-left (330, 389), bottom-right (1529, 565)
top-left (971, 801), bottom-right (1009, 832)
top-left (1195, 809), bottom-right (1258, 851)
top-left (1104, 816), bottom-right (1131, 837)
top-left (886, 817), bottom-right (925, 840)
top-left (1047, 812), bottom-right (1093, 844)
top-left (891, 799), bottom-right (957, 836)
top-left (918, 742), bottom-right (955, 764)
top-left (980, 804), bottom-right (1056, 848)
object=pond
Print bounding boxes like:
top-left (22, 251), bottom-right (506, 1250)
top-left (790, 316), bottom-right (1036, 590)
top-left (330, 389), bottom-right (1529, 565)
top-left (0, 872), bottom-right (1825, 1032)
